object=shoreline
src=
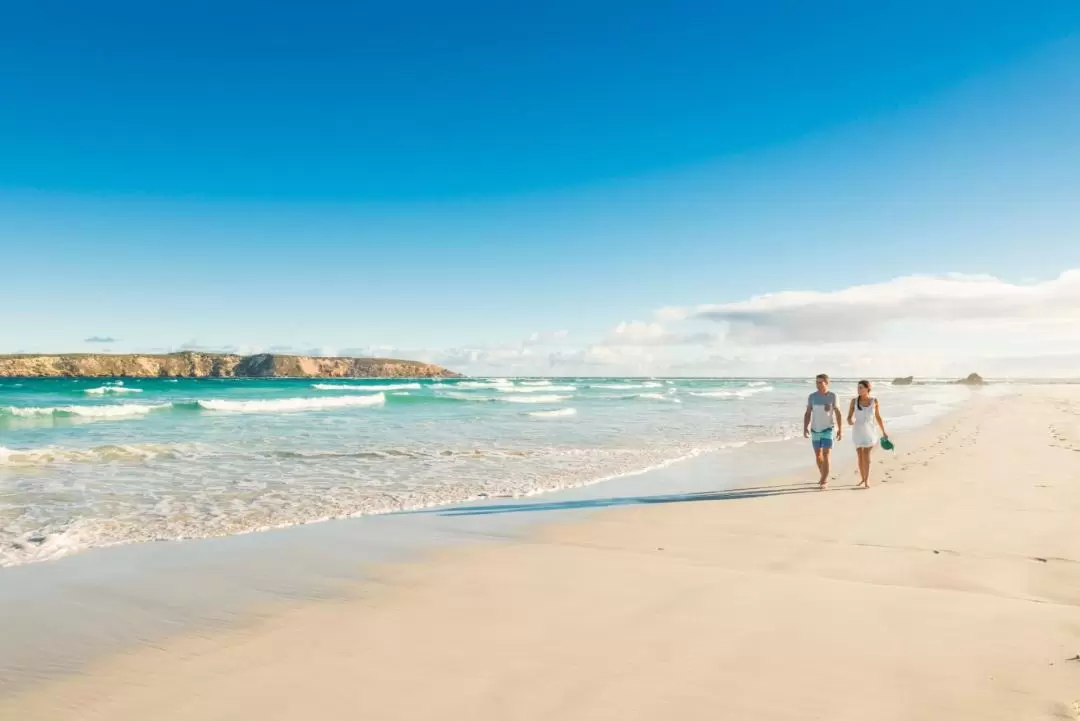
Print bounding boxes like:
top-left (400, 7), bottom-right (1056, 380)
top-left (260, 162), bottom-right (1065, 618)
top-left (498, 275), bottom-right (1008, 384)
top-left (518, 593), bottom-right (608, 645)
top-left (0, 380), bottom-right (970, 570)
top-left (0, 388), bottom-right (997, 699)
top-left (0, 429), bottom-right (819, 692)
top-left (2, 385), bottom-right (1078, 718)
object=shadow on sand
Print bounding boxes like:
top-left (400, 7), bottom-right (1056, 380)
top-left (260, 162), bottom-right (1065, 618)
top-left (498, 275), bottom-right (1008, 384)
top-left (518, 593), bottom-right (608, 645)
top-left (428, 482), bottom-right (822, 518)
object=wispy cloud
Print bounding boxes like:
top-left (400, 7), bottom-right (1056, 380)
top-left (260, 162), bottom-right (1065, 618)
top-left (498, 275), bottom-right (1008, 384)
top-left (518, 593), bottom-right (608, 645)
top-left (84, 336), bottom-right (118, 344)
top-left (668, 270), bottom-right (1080, 345)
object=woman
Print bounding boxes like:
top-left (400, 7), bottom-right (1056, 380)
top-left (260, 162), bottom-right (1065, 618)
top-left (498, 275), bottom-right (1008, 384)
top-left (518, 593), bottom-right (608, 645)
top-left (847, 380), bottom-right (888, 488)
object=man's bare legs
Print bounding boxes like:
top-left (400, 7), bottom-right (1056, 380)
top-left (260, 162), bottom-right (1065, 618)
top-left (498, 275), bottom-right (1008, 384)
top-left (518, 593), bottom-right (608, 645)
top-left (815, 447), bottom-right (831, 488)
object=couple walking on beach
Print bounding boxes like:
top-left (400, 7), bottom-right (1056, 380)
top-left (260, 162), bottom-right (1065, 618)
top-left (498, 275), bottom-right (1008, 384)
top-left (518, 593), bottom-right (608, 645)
top-left (803, 374), bottom-right (889, 489)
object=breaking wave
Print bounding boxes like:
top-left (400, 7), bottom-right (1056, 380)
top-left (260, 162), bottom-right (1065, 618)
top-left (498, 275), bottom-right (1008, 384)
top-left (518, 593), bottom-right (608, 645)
top-left (526, 408), bottom-right (577, 418)
top-left (690, 385), bottom-right (774, 399)
top-left (0, 403), bottom-right (170, 419)
top-left (500, 394), bottom-right (572, 404)
top-left (195, 394), bottom-right (386, 413)
top-left (311, 383), bottom-right (421, 391)
top-left (497, 384), bottom-right (576, 393)
top-left (84, 386), bottom-right (143, 395)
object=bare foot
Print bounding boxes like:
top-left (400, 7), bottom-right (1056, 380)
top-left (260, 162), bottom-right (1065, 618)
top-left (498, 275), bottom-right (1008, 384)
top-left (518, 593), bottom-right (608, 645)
top-left (818, 478), bottom-right (829, 489)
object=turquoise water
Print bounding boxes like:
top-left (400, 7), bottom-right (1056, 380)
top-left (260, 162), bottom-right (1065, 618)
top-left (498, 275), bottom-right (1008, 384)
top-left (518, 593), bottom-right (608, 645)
top-left (0, 377), bottom-right (970, 566)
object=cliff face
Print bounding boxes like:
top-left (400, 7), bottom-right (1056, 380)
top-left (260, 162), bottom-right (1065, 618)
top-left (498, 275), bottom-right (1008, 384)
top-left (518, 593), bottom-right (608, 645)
top-left (0, 352), bottom-right (458, 379)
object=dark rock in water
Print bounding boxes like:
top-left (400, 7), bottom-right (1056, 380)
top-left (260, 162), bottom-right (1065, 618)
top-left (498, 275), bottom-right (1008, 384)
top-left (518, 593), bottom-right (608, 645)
top-left (892, 376), bottom-right (914, 386)
top-left (952, 373), bottom-right (986, 386)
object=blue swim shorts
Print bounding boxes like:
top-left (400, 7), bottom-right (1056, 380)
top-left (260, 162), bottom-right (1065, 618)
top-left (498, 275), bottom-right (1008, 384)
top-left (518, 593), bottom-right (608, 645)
top-left (810, 428), bottom-right (834, 450)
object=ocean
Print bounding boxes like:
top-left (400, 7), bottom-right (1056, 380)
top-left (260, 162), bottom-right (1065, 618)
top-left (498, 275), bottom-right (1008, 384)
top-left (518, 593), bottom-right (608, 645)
top-left (0, 377), bottom-right (971, 567)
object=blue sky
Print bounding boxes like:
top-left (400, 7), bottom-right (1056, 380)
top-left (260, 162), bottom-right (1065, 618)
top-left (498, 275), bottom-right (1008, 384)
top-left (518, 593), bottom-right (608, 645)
top-left (2, 2), bottom-right (1080, 375)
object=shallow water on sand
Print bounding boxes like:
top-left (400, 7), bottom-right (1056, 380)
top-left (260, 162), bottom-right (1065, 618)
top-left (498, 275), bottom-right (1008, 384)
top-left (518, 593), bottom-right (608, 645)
top-left (1, 377), bottom-right (970, 566)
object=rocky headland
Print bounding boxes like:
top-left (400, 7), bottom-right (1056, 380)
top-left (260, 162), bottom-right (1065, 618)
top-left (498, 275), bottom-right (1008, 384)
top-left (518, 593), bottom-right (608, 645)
top-left (0, 352), bottom-right (458, 379)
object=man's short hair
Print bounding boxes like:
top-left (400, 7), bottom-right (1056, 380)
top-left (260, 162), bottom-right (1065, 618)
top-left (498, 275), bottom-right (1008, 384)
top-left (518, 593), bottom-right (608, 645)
top-left (816, 373), bottom-right (830, 382)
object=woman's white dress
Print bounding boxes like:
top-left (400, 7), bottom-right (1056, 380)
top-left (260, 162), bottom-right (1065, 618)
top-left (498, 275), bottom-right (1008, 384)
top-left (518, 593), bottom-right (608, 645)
top-left (852, 398), bottom-right (878, 449)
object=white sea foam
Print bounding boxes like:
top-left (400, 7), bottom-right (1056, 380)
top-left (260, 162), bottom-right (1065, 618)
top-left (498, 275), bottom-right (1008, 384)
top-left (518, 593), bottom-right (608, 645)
top-left (690, 385), bottom-right (774, 399)
top-left (0, 443), bottom-right (192, 465)
top-left (518, 380), bottom-right (553, 386)
top-left (312, 383), bottom-right (421, 391)
top-left (438, 391), bottom-right (491, 401)
top-left (1, 403), bottom-right (169, 419)
top-left (197, 394), bottom-right (386, 413)
top-left (635, 393), bottom-right (681, 402)
top-left (436, 389), bottom-right (573, 403)
top-left (84, 385), bottom-right (143, 395)
top-left (456, 380), bottom-right (511, 389)
top-left (497, 384), bottom-right (576, 393)
top-left (590, 381), bottom-right (665, 390)
top-left (500, 394), bottom-right (572, 404)
top-left (526, 408), bottom-right (577, 418)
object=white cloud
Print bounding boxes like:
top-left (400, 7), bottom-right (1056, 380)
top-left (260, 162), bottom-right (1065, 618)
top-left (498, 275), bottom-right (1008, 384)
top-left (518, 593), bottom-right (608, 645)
top-left (115, 270), bottom-right (1080, 378)
top-left (677, 270), bottom-right (1080, 345)
top-left (523, 330), bottom-right (571, 346)
top-left (609, 321), bottom-right (666, 343)
top-left (549, 345), bottom-right (657, 372)
top-left (602, 320), bottom-right (718, 347)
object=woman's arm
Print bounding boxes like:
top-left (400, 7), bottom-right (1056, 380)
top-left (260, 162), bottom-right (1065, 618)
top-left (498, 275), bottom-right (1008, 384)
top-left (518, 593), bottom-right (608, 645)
top-left (875, 400), bottom-right (887, 438)
top-left (847, 398), bottom-right (855, 425)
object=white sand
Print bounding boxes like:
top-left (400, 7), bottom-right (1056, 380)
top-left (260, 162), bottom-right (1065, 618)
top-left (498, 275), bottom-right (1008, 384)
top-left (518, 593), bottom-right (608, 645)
top-left (3, 386), bottom-right (1079, 720)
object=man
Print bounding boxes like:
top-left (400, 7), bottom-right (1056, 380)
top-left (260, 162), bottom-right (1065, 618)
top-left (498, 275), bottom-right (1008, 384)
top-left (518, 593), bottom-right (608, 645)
top-left (803, 373), bottom-right (843, 488)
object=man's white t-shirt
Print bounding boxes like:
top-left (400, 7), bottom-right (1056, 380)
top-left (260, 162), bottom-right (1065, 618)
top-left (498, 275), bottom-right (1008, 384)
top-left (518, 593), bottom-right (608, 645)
top-left (807, 391), bottom-right (838, 432)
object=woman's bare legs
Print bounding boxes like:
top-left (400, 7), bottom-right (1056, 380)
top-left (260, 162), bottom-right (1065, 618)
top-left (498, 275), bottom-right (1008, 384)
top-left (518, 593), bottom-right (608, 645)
top-left (856, 447), bottom-right (871, 487)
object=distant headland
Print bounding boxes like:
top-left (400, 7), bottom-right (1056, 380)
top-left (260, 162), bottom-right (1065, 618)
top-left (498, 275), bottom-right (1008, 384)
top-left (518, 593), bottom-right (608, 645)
top-left (0, 352), bottom-right (459, 379)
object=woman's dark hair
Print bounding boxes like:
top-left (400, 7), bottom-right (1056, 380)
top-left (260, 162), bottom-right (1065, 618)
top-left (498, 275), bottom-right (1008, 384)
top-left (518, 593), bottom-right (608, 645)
top-left (857, 380), bottom-right (872, 391)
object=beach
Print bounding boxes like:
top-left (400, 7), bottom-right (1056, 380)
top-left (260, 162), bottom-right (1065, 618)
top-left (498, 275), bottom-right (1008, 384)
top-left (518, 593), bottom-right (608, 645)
top-left (2, 384), bottom-right (1079, 719)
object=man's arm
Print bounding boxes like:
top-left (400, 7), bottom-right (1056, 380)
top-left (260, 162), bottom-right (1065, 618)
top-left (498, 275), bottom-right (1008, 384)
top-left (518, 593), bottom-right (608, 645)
top-left (833, 394), bottom-right (843, 439)
top-left (803, 400), bottom-right (812, 438)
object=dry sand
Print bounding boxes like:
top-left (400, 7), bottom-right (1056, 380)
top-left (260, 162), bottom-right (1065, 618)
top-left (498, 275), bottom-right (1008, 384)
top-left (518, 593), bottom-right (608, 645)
top-left (3, 386), bottom-right (1079, 720)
